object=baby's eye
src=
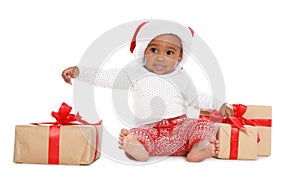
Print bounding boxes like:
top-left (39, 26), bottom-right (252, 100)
top-left (166, 50), bottom-right (174, 55)
top-left (150, 48), bottom-right (158, 53)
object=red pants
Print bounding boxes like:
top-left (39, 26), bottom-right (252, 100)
top-left (129, 115), bottom-right (216, 156)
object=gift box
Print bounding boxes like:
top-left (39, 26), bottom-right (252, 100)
top-left (216, 123), bottom-right (258, 160)
top-left (14, 124), bottom-right (102, 165)
top-left (200, 104), bottom-right (272, 159)
top-left (13, 102), bottom-right (102, 165)
top-left (242, 105), bottom-right (272, 156)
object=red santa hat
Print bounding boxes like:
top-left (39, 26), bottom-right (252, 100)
top-left (130, 20), bottom-right (194, 66)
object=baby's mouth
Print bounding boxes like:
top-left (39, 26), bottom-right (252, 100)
top-left (153, 65), bottom-right (165, 71)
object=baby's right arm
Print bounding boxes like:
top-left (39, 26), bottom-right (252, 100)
top-left (61, 66), bottom-right (79, 85)
top-left (62, 66), bottom-right (133, 89)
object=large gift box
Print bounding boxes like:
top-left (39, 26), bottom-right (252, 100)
top-left (13, 103), bottom-right (102, 165)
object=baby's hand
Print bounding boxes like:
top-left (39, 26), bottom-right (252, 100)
top-left (61, 66), bottom-right (79, 85)
top-left (219, 103), bottom-right (234, 117)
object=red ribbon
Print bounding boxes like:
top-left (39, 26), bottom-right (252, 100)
top-left (229, 127), bottom-right (240, 159)
top-left (48, 125), bottom-right (60, 164)
top-left (31, 102), bottom-right (102, 164)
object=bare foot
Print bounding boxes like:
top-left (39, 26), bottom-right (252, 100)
top-left (187, 137), bottom-right (219, 162)
top-left (119, 128), bottom-right (149, 161)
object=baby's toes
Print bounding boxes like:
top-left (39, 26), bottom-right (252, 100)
top-left (214, 139), bottom-right (219, 144)
top-left (118, 140), bottom-right (124, 149)
top-left (214, 144), bottom-right (220, 155)
top-left (121, 128), bottom-right (129, 135)
top-left (215, 149), bottom-right (219, 155)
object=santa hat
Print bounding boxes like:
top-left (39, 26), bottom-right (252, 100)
top-left (130, 20), bottom-right (194, 67)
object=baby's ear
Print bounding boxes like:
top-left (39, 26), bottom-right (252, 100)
top-left (178, 51), bottom-right (183, 62)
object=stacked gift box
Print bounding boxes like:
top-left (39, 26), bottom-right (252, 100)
top-left (13, 103), bottom-right (102, 165)
top-left (201, 104), bottom-right (272, 160)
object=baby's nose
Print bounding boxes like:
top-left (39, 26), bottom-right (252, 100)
top-left (156, 55), bottom-right (166, 62)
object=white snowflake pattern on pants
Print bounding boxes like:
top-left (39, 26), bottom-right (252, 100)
top-left (129, 115), bottom-right (216, 156)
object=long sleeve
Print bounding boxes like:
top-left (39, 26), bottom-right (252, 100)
top-left (178, 72), bottom-right (224, 111)
top-left (188, 92), bottom-right (224, 111)
top-left (76, 66), bottom-right (133, 89)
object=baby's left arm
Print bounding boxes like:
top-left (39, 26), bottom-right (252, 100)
top-left (179, 71), bottom-right (234, 117)
top-left (181, 73), bottom-right (231, 116)
top-left (187, 91), bottom-right (223, 111)
top-left (188, 93), bottom-right (233, 117)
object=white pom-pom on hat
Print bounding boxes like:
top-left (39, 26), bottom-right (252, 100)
top-left (130, 20), bottom-right (194, 68)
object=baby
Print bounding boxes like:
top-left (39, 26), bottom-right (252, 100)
top-left (62, 20), bottom-right (232, 162)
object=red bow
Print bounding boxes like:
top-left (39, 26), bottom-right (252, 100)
top-left (32, 102), bottom-right (102, 126)
top-left (200, 104), bottom-right (261, 142)
top-left (222, 104), bottom-right (257, 131)
top-left (221, 104), bottom-right (261, 146)
top-left (51, 102), bottom-right (76, 124)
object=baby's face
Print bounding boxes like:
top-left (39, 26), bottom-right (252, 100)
top-left (144, 34), bottom-right (182, 75)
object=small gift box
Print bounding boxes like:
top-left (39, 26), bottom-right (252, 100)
top-left (13, 103), bottom-right (102, 165)
top-left (216, 123), bottom-right (258, 160)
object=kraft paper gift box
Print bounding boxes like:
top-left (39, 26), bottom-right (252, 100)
top-left (200, 104), bottom-right (272, 158)
top-left (215, 123), bottom-right (258, 160)
top-left (13, 102), bottom-right (102, 165)
top-left (14, 124), bottom-right (102, 165)
top-left (242, 105), bottom-right (272, 156)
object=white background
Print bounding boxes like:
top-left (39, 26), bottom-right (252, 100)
top-left (1, 0), bottom-right (299, 181)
